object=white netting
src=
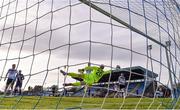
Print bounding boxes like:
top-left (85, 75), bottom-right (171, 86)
top-left (0, 0), bottom-right (179, 109)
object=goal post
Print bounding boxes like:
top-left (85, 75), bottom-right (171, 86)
top-left (79, 0), bottom-right (177, 99)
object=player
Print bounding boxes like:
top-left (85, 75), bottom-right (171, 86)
top-left (14, 70), bottom-right (24, 95)
top-left (118, 73), bottom-right (126, 97)
top-left (4, 64), bottom-right (18, 95)
top-left (60, 64), bottom-right (109, 86)
top-left (118, 73), bottom-right (126, 88)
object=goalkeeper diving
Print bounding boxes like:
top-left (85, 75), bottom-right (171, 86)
top-left (60, 64), bottom-right (110, 86)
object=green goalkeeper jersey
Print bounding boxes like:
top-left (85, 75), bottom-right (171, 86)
top-left (83, 66), bottom-right (104, 85)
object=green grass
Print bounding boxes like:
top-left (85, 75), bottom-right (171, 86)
top-left (0, 96), bottom-right (179, 109)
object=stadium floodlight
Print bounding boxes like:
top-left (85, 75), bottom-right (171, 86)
top-left (147, 45), bottom-right (152, 50)
top-left (165, 41), bottom-right (171, 47)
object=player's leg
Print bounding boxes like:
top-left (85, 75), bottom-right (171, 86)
top-left (63, 81), bottom-right (86, 86)
top-left (63, 74), bottom-right (93, 87)
top-left (10, 80), bottom-right (15, 95)
top-left (14, 87), bottom-right (17, 95)
top-left (119, 85), bottom-right (126, 98)
top-left (114, 91), bottom-right (117, 98)
top-left (14, 82), bottom-right (19, 95)
top-left (4, 79), bottom-right (11, 95)
top-left (69, 72), bottom-right (85, 79)
top-left (4, 84), bottom-right (9, 95)
top-left (122, 86), bottom-right (126, 98)
top-left (19, 83), bottom-right (22, 95)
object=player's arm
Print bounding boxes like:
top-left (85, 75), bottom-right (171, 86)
top-left (118, 76), bottom-right (121, 82)
top-left (4, 69), bottom-right (9, 81)
top-left (84, 66), bottom-right (97, 71)
top-left (103, 70), bottom-right (112, 75)
top-left (14, 74), bottom-right (17, 82)
top-left (22, 74), bottom-right (25, 80)
top-left (14, 70), bottom-right (18, 81)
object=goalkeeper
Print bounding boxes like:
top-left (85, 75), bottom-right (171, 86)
top-left (60, 64), bottom-right (110, 86)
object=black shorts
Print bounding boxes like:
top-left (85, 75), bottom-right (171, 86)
top-left (15, 81), bottom-right (22, 88)
top-left (119, 84), bottom-right (126, 89)
top-left (6, 79), bottom-right (15, 86)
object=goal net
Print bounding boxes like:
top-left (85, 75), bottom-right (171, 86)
top-left (0, 0), bottom-right (179, 109)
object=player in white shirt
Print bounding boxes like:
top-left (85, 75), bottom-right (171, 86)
top-left (4, 64), bottom-right (18, 95)
top-left (118, 73), bottom-right (126, 97)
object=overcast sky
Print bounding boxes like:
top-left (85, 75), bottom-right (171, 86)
top-left (0, 0), bottom-right (179, 90)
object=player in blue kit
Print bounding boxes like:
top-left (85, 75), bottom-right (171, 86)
top-left (14, 70), bottom-right (24, 95)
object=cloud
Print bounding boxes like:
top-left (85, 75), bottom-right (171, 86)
top-left (0, 0), bottom-right (174, 64)
top-left (1, 0), bottom-right (178, 63)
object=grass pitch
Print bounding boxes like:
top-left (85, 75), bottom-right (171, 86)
top-left (0, 96), bottom-right (179, 109)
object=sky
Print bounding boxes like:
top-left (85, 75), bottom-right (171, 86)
top-left (0, 0), bottom-right (179, 91)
